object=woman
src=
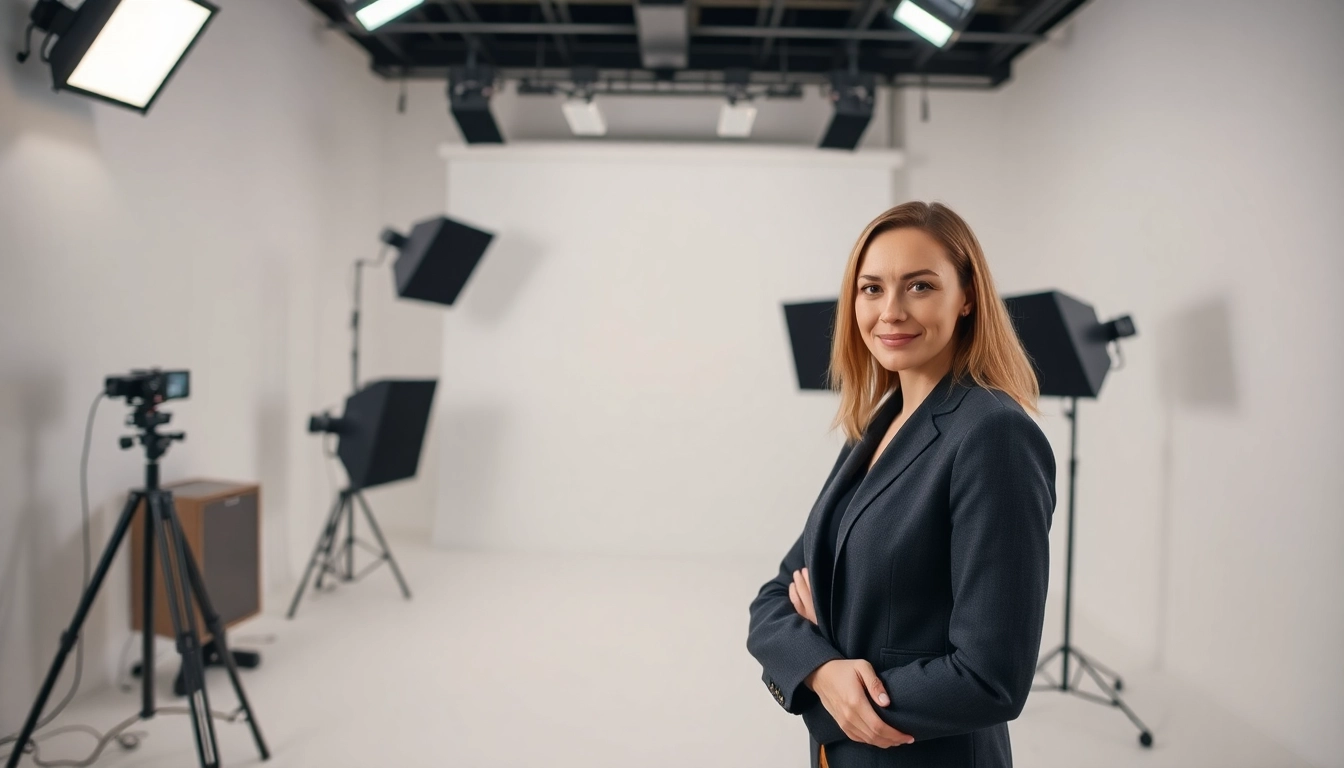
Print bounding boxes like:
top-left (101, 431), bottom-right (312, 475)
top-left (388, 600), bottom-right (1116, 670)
top-left (746, 201), bottom-right (1056, 768)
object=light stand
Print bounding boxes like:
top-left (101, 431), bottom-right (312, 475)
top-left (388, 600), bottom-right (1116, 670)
top-left (1002, 289), bottom-right (1153, 749)
top-left (6, 394), bottom-right (268, 768)
top-left (288, 216), bottom-right (491, 617)
top-left (288, 249), bottom-right (410, 619)
top-left (1031, 397), bottom-right (1153, 748)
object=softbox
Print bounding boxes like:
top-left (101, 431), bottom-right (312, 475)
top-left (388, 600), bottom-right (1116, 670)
top-left (1003, 289), bottom-right (1120, 399)
top-left (335, 379), bottom-right (437, 491)
top-left (388, 216), bottom-right (495, 307)
top-left (783, 300), bottom-right (838, 391)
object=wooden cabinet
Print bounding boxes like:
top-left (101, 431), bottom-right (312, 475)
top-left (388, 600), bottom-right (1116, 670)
top-left (130, 479), bottom-right (261, 640)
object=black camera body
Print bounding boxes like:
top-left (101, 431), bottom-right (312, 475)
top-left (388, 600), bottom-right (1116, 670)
top-left (105, 369), bottom-right (190, 403)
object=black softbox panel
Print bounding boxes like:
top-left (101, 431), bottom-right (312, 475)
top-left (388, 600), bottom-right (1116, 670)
top-left (336, 379), bottom-right (437, 491)
top-left (392, 216), bottom-right (494, 307)
top-left (783, 300), bottom-right (838, 391)
top-left (1003, 290), bottom-right (1114, 399)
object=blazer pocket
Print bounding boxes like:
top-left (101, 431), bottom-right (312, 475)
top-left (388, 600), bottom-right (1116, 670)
top-left (879, 647), bottom-right (941, 672)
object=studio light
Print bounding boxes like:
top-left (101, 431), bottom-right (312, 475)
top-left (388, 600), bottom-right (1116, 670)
top-left (561, 66), bottom-right (606, 137)
top-left (16, 0), bottom-right (217, 114)
top-left (448, 62), bottom-right (504, 144)
top-left (819, 70), bottom-right (876, 150)
top-left (891, 0), bottom-right (976, 49)
top-left (718, 67), bottom-right (756, 139)
top-left (1001, 288), bottom-right (1152, 747)
top-left (562, 97), bottom-right (608, 136)
top-left (290, 215), bottom-right (495, 618)
top-left (717, 101), bottom-right (757, 138)
top-left (380, 215), bottom-right (495, 307)
top-left (352, 0), bottom-right (424, 32)
top-left (783, 300), bottom-right (838, 391)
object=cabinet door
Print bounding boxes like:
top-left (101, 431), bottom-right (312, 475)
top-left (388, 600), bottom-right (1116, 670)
top-left (202, 491), bottom-right (260, 626)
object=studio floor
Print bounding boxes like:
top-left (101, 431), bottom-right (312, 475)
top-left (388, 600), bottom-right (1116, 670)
top-left (18, 535), bottom-right (1315, 768)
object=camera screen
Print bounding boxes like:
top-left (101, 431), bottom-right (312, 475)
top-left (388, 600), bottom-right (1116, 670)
top-left (165, 372), bottom-right (190, 400)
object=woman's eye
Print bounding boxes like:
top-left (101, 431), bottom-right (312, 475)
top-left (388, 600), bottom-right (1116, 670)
top-left (860, 284), bottom-right (879, 295)
top-left (910, 282), bottom-right (932, 293)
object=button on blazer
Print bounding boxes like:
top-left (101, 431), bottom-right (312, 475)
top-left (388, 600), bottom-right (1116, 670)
top-left (746, 370), bottom-right (1057, 768)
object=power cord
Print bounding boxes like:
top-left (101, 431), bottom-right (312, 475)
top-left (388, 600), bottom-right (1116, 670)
top-left (0, 392), bottom-right (105, 762)
top-left (0, 705), bottom-right (251, 768)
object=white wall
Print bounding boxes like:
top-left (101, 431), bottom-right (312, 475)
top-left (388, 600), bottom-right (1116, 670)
top-left (430, 144), bottom-right (902, 557)
top-left (0, 0), bottom-right (387, 733)
top-left (368, 78), bottom-right (902, 535)
top-left (899, 1), bottom-right (1344, 765)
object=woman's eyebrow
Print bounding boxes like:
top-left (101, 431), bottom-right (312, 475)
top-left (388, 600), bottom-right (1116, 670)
top-left (857, 269), bottom-right (939, 282)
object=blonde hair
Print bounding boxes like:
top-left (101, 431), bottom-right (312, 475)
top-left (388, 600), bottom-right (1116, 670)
top-left (829, 201), bottom-right (1040, 443)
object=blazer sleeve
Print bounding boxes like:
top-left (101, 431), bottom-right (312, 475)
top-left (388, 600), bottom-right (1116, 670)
top-left (871, 406), bottom-right (1057, 741)
top-left (746, 529), bottom-right (847, 716)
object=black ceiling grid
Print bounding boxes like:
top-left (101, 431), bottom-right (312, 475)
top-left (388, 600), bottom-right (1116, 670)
top-left (308, 0), bottom-right (1089, 88)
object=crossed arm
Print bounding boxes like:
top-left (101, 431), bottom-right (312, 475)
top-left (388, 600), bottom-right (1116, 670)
top-left (747, 407), bottom-right (1057, 746)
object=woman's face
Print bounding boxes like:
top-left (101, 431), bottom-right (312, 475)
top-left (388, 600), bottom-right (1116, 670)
top-left (854, 227), bottom-right (972, 376)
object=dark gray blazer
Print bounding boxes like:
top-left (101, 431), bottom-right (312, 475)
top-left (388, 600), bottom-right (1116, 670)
top-left (746, 370), bottom-right (1056, 768)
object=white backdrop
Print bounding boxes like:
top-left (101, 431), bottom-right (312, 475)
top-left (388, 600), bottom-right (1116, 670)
top-left (431, 143), bottom-right (903, 558)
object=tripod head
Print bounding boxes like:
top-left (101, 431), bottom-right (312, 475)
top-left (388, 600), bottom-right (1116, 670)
top-left (117, 401), bottom-right (185, 462)
top-left (106, 368), bottom-right (189, 486)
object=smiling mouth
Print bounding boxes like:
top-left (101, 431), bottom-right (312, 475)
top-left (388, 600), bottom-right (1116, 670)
top-left (876, 333), bottom-right (919, 347)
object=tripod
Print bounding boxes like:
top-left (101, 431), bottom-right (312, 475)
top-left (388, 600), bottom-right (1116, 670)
top-left (1032, 397), bottom-right (1153, 748)
top-left (6, 402), bottom-right (268, 768)
top-left (286, 487), bottom-right (410, 619)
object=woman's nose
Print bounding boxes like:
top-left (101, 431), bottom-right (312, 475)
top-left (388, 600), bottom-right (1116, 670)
top-left (880, 298), bottom-right (906, 322)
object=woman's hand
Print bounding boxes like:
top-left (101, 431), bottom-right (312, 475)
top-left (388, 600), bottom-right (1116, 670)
top-left (805, 660), bottom-right (914, 749)
top-left (788, 568), bottom-right (818, 626)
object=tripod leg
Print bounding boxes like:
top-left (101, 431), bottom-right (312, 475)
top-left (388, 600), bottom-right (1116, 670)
top-left (1073, 648), bottom-right (1122, 683)
top-left (353, 492), bottom-right (411, 599)
top-left (4, 493), bottom-right (144, 768)
top-left (141, 495), bottom-right (156, 719)
top-left (173, 501), bottom-right (271, 760)
top-left (315, 493), bottom-right (347, 591)
top-left (1075, 655), bottom-right (1154, 741)
top-left (345, 492), bottom-right (355, 581)
top-left (288, 492), bottom-right (345, 618)
top-left (149, 493), bottom-right (219, 768)
top-left (1035, 644), bottom-right (1063, 672)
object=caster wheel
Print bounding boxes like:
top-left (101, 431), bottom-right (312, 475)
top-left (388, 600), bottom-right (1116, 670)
top-left (1114, 678), bottom-right (1124, 691)
top-left (1139, 732), bottom-right (1153, 748)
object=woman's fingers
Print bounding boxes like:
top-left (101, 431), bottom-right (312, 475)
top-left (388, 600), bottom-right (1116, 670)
top-left (858, 706), bottom-right (911, 748)
top-left (817, 662), bottom-right (912, 749)
top-left (855, 660), bottom-right (891, 707)
top-left (788, 580), bottom-right (802, 614)
top-left (791, 570), bottom-right (816, 624)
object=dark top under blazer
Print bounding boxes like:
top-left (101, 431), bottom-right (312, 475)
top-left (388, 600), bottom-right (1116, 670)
top-left (746, 370), bottom-right (1057, 768)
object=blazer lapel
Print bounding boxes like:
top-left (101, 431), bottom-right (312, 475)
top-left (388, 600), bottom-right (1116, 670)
top-left (805, 391), bottom-right (901, 641)
top-left (828, 371), bottom-right (972, 620)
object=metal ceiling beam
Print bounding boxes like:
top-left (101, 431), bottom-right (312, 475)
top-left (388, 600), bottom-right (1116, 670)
top-left (536, 0), bottom-right (572, 63)
top-left (987, 0), bottom-right (1080, 67)
top-left (440, 0), bottom-right (498, 64)
top-left (845, 0), bottom-right (886, 31)
top-left (756, 0), bottom-right (788, 63)
top-left (368, 21), bottom-right (1044, 43)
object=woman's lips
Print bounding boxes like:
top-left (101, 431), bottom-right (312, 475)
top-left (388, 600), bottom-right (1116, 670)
top-left (877, 333), bottom-right (919, 348)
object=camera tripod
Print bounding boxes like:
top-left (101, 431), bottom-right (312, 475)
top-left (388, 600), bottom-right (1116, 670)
top-left (286, 487), bottom-right (410, 619)
top-left (1032, 397), bottom-right (1153, 748)
top-left (5, 402), bottom-right (269, 768)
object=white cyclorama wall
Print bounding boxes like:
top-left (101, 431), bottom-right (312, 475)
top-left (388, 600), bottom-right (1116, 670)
top-left (0, 0), bottom-right (389, 734)
top-left (898, 1), bottom-right (1344, 765)
top-left (369, 81), bottom-right (901, 537)
top-left (431, 143), bottom-right (904, 558)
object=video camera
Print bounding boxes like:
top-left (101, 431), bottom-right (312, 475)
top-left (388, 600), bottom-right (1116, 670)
top-left (105, 368), bottom-right (190, 403)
